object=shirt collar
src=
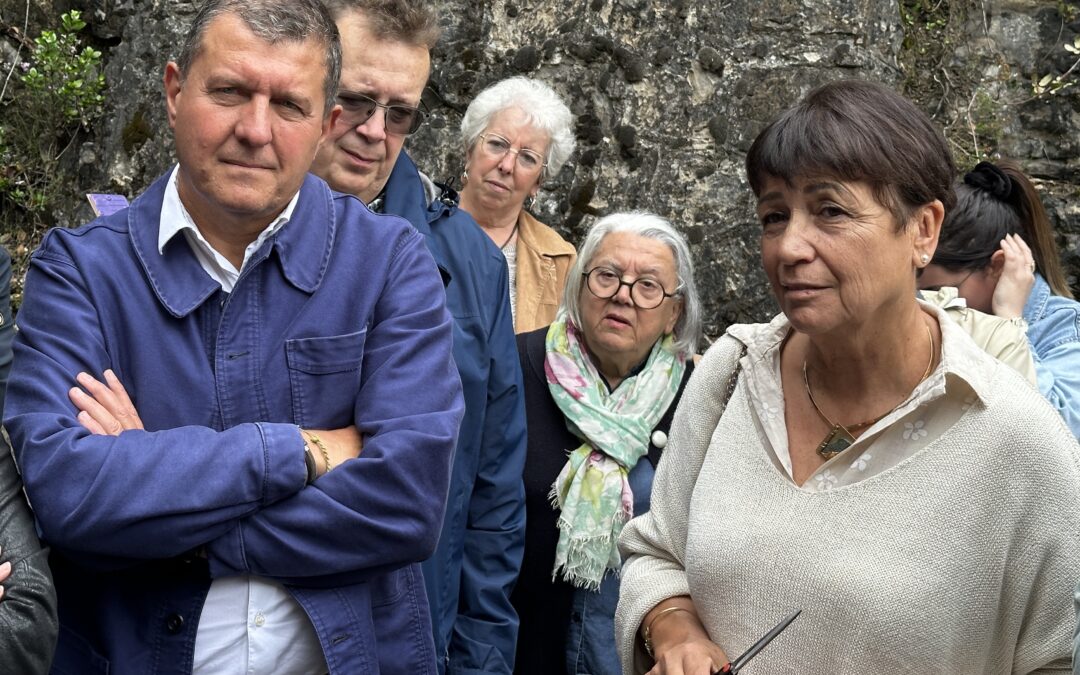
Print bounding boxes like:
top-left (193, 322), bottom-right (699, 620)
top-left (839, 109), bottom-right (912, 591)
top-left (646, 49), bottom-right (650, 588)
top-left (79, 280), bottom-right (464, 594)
top-left (159, 166), bottom-right (299, 290)
top-left (131, 169), bottom-right (334, 317)
top-left (726, 300), bottom-right (997, 405)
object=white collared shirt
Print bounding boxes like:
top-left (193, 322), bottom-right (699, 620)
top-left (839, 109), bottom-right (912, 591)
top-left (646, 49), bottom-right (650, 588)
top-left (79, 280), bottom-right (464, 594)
top-left (729, 301), bottom-right (994, 492)
top-left (159, 166), bottom-right (300, 293)
top-left (159, 166), bottom-right (326, 674)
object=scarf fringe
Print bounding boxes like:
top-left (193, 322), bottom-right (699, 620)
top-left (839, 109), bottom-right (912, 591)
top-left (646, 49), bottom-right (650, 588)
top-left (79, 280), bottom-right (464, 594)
top-left (551, 509), bottom-right (628, 590)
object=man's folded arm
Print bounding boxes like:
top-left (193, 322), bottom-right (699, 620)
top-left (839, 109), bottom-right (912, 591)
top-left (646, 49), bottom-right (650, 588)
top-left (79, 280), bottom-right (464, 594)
top-left (206, 228), bottom-right (464, 582)
top-left (3, 243), bottom-right (308, 561)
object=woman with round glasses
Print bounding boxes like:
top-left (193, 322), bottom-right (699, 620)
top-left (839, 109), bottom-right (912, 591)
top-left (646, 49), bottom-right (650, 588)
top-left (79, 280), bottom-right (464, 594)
top-left (512, 212), bottom-right (703, 674)
top-left (458, 76), bottom-right (578, 333)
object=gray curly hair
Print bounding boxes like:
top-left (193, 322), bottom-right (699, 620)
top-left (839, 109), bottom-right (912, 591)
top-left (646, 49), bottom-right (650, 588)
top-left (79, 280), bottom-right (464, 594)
top-left (460, 76), bottom-right (576, 180)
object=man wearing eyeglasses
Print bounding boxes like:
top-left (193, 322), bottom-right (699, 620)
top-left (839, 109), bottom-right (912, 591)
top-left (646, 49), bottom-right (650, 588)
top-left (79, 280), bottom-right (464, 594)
top-left (312, 2), bottom-right (526, 675)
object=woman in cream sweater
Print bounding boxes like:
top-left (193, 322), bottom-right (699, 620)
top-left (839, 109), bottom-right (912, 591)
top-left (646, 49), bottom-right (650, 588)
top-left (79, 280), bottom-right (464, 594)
top-left (615, 80), bottom-right (1080, 675)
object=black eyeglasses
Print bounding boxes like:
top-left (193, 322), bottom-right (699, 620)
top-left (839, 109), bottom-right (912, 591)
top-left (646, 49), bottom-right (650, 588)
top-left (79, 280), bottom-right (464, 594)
top-left (336, 92), bottom-right (426, 136)
top-left (583, 267), bottom-right (677, 310)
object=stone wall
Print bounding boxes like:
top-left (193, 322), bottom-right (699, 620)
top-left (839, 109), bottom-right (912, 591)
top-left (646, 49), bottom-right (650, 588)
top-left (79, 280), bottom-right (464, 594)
top-left (3, 0), bottom-right (1078, 336)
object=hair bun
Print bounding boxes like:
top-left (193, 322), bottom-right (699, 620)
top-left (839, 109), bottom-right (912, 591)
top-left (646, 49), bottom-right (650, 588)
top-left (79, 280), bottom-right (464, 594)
top-left (964, 161), bottom-right (1015, 201)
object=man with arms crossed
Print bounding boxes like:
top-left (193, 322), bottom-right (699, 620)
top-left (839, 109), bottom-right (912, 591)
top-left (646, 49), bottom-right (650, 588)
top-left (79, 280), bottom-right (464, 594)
top-left (3, 1), bottom-right (463, 672)
top-left (312, 3), bottom-right (527, 673)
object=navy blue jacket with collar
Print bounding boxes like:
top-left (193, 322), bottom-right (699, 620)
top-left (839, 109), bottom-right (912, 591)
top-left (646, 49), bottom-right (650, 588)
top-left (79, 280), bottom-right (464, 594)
top-left (382, 151), bottom-right (527, 675)
top-left (4, 171), bottom-right (464, 674)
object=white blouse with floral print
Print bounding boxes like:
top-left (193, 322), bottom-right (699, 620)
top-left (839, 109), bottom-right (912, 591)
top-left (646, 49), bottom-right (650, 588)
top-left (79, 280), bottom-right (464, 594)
top-left (726, 301), bottom-right (1029, 492)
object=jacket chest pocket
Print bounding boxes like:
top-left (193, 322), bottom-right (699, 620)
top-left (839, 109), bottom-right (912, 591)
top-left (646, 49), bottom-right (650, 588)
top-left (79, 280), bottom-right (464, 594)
top-left (285, 329), bottom-right (367, 428)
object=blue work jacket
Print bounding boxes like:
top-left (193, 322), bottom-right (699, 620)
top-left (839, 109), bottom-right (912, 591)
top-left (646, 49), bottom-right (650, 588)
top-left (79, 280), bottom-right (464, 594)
top-left (1024, 273), bottom-right (1080, 438)
top-left (4, 171), bottom-right (464, 674)
top-left (383, 152), bottom-right (527, 675)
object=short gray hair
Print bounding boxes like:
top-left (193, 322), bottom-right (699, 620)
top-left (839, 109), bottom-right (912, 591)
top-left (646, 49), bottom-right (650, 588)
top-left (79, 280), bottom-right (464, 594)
top-left (563, 212), bottom-right (702, 356)
top-left (322, 0), bottom-right (441, 50)
top-left (176, 0), bottom-right (342, 116)
top-left (460, 76), bottom-right (576, 179)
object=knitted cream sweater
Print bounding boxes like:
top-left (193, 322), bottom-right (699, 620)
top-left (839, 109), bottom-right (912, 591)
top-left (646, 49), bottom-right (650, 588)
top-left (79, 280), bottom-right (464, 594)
top-left (616, 326), bottom-right (1080, 674)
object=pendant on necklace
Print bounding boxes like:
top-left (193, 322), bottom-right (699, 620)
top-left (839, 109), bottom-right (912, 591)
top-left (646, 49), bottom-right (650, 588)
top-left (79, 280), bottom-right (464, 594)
top-left (817, 425), bottom-right (855, 460)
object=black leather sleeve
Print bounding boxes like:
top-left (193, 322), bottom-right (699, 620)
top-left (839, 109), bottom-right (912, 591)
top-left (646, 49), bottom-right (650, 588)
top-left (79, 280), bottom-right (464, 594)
top-left (0, 434), bottom-right (58, 674)
top-left (0, 246), bottom-right (13, 414)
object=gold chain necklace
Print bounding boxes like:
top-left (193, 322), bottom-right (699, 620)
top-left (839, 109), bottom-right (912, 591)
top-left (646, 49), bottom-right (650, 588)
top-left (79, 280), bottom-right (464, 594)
top-left (804, 322), bottom-right (934, 460)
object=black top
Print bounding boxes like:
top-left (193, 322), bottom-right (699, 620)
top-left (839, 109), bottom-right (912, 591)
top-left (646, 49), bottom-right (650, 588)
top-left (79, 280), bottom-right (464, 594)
top-left (511, 326), bottom-right (694, 674)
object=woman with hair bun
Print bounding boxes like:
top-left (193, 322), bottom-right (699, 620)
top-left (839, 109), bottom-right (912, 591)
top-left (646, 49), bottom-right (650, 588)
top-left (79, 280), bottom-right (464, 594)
top-left (918, 160), bottom-right (1080, 438)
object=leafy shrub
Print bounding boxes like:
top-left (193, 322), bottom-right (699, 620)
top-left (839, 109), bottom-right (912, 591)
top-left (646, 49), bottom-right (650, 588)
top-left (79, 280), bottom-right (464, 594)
top-left (0, 10), bottom-right (106, 309)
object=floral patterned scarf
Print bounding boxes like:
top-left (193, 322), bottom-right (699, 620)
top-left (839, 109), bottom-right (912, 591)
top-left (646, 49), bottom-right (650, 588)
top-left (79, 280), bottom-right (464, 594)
top-left (545, 315), bottom-right (685, 589)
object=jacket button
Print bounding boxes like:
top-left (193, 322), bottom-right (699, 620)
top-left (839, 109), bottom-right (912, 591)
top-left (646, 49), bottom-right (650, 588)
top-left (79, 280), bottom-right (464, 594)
top-left (166, 613), bottom-right (184, 634)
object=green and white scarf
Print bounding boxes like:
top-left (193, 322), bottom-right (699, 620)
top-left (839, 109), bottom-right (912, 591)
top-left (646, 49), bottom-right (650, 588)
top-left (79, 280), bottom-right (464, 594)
top-left (545, 315), bottom-right (685, 590)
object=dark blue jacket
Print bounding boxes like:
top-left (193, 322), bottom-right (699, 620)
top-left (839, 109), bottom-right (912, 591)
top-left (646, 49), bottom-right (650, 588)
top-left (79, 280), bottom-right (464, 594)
top-left (4, 172), bottom-right (464, 674)
top-left (0, 246), bottom-right (13, 413)
top-left (383, 152), bottom-right (527, 675)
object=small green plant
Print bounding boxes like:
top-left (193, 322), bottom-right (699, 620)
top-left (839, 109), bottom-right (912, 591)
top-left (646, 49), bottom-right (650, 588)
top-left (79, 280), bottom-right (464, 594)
top-left (899, 0), bottom-right (989, 164)
top-left (1032, 34), bottom-right (1080, 97)
top-left (1058, 0), bottom-right (1079, 24)
top-left (900, 0), bottom-right (951, 48)
top-left (1030, 2), bottom-right (1080, 98)
top-left (0, 10), bottom-right (107, 309)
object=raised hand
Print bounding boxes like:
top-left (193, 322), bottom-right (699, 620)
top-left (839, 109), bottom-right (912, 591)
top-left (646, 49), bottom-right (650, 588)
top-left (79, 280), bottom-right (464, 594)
top-left (991, 234), bottom-right (1036, 319)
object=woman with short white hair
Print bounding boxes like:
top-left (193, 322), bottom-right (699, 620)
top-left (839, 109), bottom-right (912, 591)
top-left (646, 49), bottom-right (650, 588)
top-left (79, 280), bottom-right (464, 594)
top-left (512, 211), bottom-right (702, 674)
top-left (459, 76), bottom-right (578, 333)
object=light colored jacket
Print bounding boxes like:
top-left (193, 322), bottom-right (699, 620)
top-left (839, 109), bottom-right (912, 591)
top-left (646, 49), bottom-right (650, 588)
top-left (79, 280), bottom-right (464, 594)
top-left (1024, 273), bottom-right (1080, 439)
top-left (920, 286), bottom-right (1037, 385)
top-left (514, 211), bottom-right (576, 334)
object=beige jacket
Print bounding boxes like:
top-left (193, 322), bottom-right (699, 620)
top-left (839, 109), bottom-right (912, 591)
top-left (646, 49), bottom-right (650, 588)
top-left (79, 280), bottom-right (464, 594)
top-left (920, 286), bottom-right (1038, 386)
top-left (514, 210), bottom-right (576, 333)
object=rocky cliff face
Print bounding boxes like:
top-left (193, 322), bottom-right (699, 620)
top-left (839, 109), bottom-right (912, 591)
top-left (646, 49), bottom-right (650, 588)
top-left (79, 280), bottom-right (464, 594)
top-left (4, 0), bottom-right (1078, 335)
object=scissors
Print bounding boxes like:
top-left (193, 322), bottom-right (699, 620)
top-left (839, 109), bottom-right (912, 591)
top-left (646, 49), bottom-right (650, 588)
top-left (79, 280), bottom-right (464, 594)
top-left (719, 609), bottom-right (801, 674)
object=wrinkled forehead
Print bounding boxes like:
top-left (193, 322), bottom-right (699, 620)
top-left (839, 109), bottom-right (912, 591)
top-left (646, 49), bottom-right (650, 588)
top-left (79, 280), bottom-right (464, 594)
top-left (589, 232), bottom-right (677, 278)
top-left (189, 13), bottom-right (330, 75)
top-left (334, 11), bottom-right (430, 102)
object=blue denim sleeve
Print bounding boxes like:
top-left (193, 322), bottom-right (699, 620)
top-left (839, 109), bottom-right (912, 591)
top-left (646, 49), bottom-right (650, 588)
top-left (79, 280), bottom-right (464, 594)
top-left (1032, 338), bottom-right (1080, 439)
top-left (205, 227), bottom-right (464, 582)
top-left (3, 238), bottom-right (307, 562)
top-left (447, 260), bottom-right (527, 675)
